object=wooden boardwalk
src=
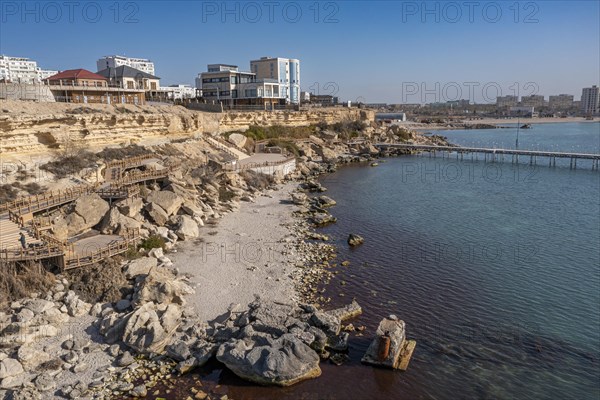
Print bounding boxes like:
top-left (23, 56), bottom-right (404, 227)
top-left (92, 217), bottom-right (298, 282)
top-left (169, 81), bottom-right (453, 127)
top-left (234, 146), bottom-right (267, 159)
top-left (0, 154), bottom-right (163, 269)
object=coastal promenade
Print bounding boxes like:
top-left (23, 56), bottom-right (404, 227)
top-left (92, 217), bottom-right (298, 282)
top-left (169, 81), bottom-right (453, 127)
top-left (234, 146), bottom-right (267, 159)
top-left (375, 143), bottom-right (600, 170)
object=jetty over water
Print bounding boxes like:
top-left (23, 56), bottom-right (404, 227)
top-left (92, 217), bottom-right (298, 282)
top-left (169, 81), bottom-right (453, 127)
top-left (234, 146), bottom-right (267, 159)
top-left (375, 143), bottom-right (600, 170)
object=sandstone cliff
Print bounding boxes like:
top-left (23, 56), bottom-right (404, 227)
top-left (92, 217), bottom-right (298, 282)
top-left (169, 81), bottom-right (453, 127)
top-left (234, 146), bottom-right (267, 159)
top-left (0, 101), bottom-right (374, 155)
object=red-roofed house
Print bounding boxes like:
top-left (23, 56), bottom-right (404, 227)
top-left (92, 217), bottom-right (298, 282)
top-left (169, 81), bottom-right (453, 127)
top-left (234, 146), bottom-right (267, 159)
top-left (44, 68), bottom-right (146, 105)
top-left (45, 69), bottom-right (108, 87)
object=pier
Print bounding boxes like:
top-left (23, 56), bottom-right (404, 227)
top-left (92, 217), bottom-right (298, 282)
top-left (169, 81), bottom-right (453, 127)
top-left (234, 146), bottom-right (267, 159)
top-left (375, 143), bottom-right (600, 170)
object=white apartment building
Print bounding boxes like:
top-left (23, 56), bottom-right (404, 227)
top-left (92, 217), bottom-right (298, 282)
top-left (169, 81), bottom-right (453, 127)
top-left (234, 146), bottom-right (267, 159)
top-left (0, 55), bottom-right (39, 83)
top-left (96, 55), bottom-right (155, 76)
top-left (581, 86), bottom-right (600, 115)
top-left (250, 57), bottom-right (300, 104)
top-left (0, 55), bottom-right (58, 83)
top-left (36, 67), bottom-right (59, 82)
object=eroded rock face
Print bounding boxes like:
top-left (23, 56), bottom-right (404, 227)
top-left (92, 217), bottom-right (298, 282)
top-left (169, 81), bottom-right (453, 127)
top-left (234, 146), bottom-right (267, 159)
top-left (216, 334), bottom-right (321, 386)
top-left (68, 193), bottom-right (110, 235)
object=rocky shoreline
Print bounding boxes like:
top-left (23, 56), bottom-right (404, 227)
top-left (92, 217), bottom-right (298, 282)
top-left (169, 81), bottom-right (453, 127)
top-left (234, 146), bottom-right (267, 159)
top-left (0, 125), bottom-right (437, 399)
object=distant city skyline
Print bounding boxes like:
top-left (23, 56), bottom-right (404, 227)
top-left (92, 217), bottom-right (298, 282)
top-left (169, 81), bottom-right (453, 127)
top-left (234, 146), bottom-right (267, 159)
top-left (1, 1), bottom-right (598, 103)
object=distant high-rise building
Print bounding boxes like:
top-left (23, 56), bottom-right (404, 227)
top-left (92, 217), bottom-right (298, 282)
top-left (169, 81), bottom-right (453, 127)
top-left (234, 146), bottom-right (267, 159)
top-left (250, 57), bottom-right (300, 104)
top-left (496, 95), bottom-right (518, 107)
top-left (581, 86), bottom-right (600, 115)
top-left (96, 55), bottom-right (155, 76)
top-left (0, 55), bottom-right (56, 83)
top-left (548, 94), bottom-right (574, 109)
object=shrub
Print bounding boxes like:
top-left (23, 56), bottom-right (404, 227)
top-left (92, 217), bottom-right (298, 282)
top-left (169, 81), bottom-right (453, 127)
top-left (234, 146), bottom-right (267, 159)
top-left (0, 184), bottom-right (20, 203)
top-left (0, 262), bottom-right (55, 309)
top-left (218, 187), bottom-right (236, 202)
top-left (97, 144), bottom-right (151, 162)
top-left (139, 234), bottom-right (166, 251)
top-left (41, 147), bottom-right (98, 178)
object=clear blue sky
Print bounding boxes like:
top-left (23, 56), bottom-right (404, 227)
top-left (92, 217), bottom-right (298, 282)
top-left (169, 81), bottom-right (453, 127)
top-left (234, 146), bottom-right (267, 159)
top-left (1, 0), bottom-right (598, 103)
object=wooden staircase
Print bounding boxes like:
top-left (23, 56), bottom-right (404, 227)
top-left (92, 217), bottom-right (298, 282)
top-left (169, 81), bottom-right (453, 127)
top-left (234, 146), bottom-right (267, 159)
top-left (0, 215), bottom-right (41, 250)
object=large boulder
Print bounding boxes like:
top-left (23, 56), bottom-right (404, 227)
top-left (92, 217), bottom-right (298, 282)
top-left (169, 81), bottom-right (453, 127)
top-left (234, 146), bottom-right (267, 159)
top-left (124, 257), bottom-right (158, 279)
top-left (69, 193), bottom-right (110, 233)
top-left (146, 191), bottom-right (183, 216)
top-left (228, 133), bottom-right (247, 148)
top-left (132, 266), bottom-right (194, 306)
top-left (100, 208), bottom-right (142, 235)
top-left (216, 334), bottom-right (321, 386)
top-left (145, 203), bottom-right (169, 226)
top-left (63, 290), bottom-right (91, 317)
top-left (105, 302), bottom-right (182, 353)
top-left (0, 358), bottom-right (23, 379)
top-left (175, 215), bottom-right (199, 240)
top-left (116, 197), bottom-right (144, 218)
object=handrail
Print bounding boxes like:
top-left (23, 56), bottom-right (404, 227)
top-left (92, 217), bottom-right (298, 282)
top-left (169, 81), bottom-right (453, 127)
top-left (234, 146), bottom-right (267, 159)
top-left (0, 184), bottom-right (96, 217)
top-left (226, 157), bottom-right (296, 172)
top-left (105, 154), bottom-right (157, 169)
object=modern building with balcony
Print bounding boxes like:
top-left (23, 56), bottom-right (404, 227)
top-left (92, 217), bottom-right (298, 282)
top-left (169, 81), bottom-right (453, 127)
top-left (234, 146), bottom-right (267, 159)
top-left (44, 69), bottom-right (146, 104)
top-left (197, 64), bottom-right (285, 108)
top-left (250, 57), bottom-right (300, 104)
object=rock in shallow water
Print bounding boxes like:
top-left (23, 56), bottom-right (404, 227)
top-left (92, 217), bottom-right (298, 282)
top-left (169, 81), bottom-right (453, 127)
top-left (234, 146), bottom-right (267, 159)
top-left (347, 234), bottom-right (364, 246)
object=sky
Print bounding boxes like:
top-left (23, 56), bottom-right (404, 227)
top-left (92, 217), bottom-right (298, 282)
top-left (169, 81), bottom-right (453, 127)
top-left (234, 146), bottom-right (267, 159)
top-left (1, 0), bottom-right (599, 103)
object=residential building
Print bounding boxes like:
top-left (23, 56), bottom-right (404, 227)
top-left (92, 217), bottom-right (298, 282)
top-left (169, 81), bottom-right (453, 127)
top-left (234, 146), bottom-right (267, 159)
top-left (250, 57), bottom-right (300, 104)
top-left (197, 64), bottom-right (285, 108)
top-left (581, 85), bottom-right (600, 115)
top-left (520, 95), bottom-right (545, 108)
top-left (36, 67), bottom-right (59, 82)
top-left (496, 95), bottom-right (518, 107)
top-left (45, 69), bottom-right (146, 104)
top-left (548, 94), bottom-right (574, 109)
top-left (96, 55), bottom-right (155, 75)
top-left (310, 94), bottom-right (339, 106)
top-left (0, 55), bottom-right (39, 83)
top-left (153, 84), bottom-right (198, 101)
top-left (96, 66), bottom-right (160, 101)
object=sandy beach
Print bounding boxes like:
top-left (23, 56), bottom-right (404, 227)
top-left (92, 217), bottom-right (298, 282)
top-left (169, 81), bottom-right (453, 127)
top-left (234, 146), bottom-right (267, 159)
top-left (170, 181), bottom-right (302, 322)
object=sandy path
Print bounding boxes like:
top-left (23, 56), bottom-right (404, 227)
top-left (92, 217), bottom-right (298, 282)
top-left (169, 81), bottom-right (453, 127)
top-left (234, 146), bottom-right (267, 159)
top-left (170, 182), bottom-right (301, 322)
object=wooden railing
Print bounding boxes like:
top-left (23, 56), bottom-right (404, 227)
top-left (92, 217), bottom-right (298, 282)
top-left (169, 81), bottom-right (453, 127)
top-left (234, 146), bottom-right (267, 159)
top-left (64, 228), bottom-right (140, 270)
top-left (1, 185), bottom-right (96, 218)
top-left (96, 185), bottom-right (141, 199)
top-left (226, 157), bottom-right (296, 172)
top-left (105, 154), bottom-right (157, 170)
top-left (113, 167), bottom-right (170, 186)
top-left (204, 137), bottom-right (240, 160)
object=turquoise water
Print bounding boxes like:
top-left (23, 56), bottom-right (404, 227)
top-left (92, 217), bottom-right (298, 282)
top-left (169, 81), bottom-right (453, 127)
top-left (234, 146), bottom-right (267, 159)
top-left (311, 122), bottom-right (600, 399)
